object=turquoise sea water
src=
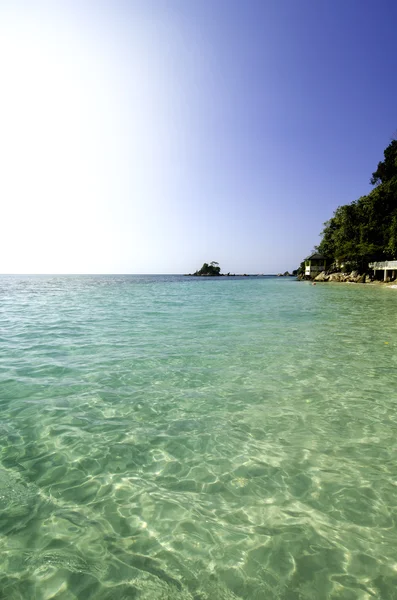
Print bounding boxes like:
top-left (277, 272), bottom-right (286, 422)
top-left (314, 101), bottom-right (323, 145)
top-left (1, 275), bottom-right (397, 599)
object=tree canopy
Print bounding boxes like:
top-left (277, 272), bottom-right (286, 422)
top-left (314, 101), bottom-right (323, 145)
top-left (370, 139), bottom-right (397, 185)
top-left (316, 138), bottom-right (397, 270)
top-left (193, 261), bottom-right (221, 276)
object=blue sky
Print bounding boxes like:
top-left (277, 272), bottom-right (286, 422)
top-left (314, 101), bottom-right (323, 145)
top-left (0, 0), bottom-right (396, 274)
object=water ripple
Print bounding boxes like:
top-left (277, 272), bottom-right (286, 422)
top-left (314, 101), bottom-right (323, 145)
top-left (0, 275), bottom-right (397, 598)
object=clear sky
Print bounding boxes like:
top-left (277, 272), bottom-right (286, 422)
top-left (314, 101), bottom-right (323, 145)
top-left (0, 0), bottom-right (396, 274)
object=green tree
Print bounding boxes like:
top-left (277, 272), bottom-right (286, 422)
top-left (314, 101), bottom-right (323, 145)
top-left (314, 136), bottom-right (397, 270)
top-left (370, 139), bottom-right (397, 185)
top-left (386, 214), bottom-right (397, 258)
top-left (194, 261), bottom-right (221, 276)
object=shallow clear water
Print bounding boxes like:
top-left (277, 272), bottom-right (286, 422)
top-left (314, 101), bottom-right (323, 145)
top-left (1, 275), bottom-right (397, 599)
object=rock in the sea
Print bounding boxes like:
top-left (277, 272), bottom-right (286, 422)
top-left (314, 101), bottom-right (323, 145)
top-left (329, 273), bottom-right (342, 282)
top-left (348, 270), bottom-right (363, 282)
top-left (312, 270), bottom-right (366, 284)
top-left (314, 271), bottom-right (329, 282)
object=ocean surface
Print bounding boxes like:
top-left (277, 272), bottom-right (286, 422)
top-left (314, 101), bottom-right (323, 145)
top-left (1, 274), bottom-right (397, 600)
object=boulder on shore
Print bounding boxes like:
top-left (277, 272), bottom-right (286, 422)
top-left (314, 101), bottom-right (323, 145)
top-left (329, 273), bottom-right (344, 282)
top-left (323, 271), bottom-right (366, 283)
top-left (314, 271), bottom-right (329, 282)
top-left (300, 269), bottom-right (369, 283)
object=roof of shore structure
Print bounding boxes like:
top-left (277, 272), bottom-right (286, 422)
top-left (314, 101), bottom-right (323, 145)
top-left (305, 252), bottom-right (325, 260)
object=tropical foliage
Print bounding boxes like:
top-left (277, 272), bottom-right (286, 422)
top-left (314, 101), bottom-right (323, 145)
top-left (193, 261), bottom-right (221, 276)
top-left (316, 138), bottom-right (397, 271)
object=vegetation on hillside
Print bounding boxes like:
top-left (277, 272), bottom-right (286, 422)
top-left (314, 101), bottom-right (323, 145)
top-left (193, 261), bottom-right (221, 276)
top-left (314, 138), bottom-right (397, 272)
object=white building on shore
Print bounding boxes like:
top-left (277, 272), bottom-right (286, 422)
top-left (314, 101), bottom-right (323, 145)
top-left (304, 253), bottom-right (327, 278)
top-left (369, 260), bottom-right (397, 281)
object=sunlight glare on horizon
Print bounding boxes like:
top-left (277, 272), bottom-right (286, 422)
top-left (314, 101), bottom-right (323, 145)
top-left (0, 4), bottom-right (189, 273)
top-left (2, 1), bottom-right (395, 274)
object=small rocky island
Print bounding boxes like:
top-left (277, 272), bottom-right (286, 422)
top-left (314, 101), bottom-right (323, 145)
top-left (190, 261), bottom-right (222, 276)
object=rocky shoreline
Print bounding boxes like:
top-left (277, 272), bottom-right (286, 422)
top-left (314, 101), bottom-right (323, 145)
top-left (298, 270), bottom-right (396, 284)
